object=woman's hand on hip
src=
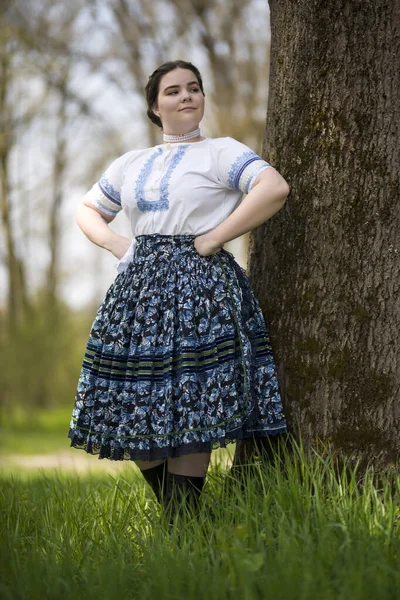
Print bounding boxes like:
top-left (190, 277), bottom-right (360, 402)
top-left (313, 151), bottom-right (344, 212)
top-left (194, 232), bottom-right (223, 256)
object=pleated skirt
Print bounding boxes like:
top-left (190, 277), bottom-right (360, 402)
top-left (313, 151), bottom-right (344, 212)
top-left (68, 234), bottom-right (287, 461)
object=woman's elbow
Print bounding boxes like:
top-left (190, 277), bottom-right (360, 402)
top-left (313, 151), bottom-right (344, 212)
top-left (279, 179), bottom-right (290, 201)
top-left (274, 181), bottom-right (289, 207)
top-left (75, 197), bottom-right (96, 229)
top-left (259, 170), bottom-right (290, 203)
top-left (75, 200), bottom-right (84, 223)
top-left (75, 199), bottom-right (90, 225)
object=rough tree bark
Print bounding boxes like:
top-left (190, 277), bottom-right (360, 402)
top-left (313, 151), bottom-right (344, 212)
top-left (235, 0), bottom-right (400, 469)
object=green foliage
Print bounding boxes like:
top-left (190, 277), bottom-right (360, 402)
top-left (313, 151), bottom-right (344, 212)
top-left (1, 440), bottom-right (400, 599)
top-left (0, 298), bottom-right (93, 425)
top-left (0, 405), bottom-right (74, 456)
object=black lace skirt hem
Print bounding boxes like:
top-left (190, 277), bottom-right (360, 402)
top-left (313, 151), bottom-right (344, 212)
top-left (67, 426), bottom-right (287, 462)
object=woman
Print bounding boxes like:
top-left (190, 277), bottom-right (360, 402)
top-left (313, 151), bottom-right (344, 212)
top-left (68, 59), bottom-right (289, 517)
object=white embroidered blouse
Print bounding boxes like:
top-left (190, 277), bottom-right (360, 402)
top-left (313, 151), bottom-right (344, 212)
top-left (86, 136), bottom-right (273, 271)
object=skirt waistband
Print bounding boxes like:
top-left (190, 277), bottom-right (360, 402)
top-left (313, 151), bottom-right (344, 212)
top-left (135, 234), bottom-right (197, 244)
top-left (115, 235), bottom-right (200, 274)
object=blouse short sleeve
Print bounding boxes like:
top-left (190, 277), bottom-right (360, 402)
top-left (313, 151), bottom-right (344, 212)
top-left (86, 153), bottom-right (130, 219)
top-left (214, 137), bottom-right (273, 194)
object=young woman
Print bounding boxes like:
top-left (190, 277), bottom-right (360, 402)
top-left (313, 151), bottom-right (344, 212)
top-left (68, 60), bottom-right (289, 517)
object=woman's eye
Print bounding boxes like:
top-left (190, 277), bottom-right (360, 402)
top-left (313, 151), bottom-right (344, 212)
top-left (167, 88), bottom-right (199, 95)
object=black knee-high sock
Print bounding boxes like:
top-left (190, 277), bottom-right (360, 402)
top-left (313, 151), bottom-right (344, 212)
top-left (140, 461), bottom-right (168, 503)
top-left (163, 472), bottom-right (205, 520)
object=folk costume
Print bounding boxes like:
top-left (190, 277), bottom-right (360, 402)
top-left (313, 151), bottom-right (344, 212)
top-left (68, 137), bottom-right (287, 466)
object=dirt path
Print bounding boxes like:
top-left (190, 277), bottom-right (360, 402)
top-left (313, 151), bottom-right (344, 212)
top-left (0, 452), bottom-right (130, 473)
top-left (0, 450), bottom-right (233, 473)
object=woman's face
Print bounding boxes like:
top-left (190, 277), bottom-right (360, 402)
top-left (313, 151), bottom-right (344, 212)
top-left (152, 68), bottom-right (205, 135)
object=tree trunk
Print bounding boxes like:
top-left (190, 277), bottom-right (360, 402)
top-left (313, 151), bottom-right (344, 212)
top-left (0, 45), bottom-right (28, 330)
top-left (47, 78), bottom-right (68, 305)
top-left (236, 0), bottom-right (400, 469)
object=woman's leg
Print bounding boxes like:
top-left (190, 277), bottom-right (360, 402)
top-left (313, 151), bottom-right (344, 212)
top-left (135, 459), bottom-right (165, 471)
top-left (135, 459), bottom-right (167, 503)
top-left (167, 452), bottom-right (211, 477)
top-left (135, 454), bottom-right (211, 514)
top-left (164, 453), bottom-right (211, 520)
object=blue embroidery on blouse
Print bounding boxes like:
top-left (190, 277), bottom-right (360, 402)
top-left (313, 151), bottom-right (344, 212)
top-left (136, 146), bottom-right (188, 212)
top-left (99, 175), bottom-right (121, 206)
top-left (135, 148), bottom-right (163, 212)
top-left (92, 197), bottom-right (118, 216)
top-left (227, 151), bottom-right (269, 191)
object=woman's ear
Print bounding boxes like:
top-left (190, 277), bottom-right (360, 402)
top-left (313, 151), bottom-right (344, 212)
top-left (152, 104), bottom-right (160, 117)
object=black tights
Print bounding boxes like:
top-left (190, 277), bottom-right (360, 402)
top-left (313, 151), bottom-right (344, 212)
top-left (138, 459), bottom-right (207, 520)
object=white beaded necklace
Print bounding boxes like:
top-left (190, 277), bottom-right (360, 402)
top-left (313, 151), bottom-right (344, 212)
top-left (163, 128), bottom-right (201, 143)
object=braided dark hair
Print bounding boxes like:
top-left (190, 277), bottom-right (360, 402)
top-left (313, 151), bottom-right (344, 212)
top-left (145, 60), bottom-right (205, 129)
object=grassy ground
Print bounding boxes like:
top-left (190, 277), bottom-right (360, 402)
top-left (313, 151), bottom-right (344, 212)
top-left (1, 439), bottom-right (400, 600)
top-left (0, 405), bottom-right (75, 456)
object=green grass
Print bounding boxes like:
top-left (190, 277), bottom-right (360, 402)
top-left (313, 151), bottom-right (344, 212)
top-left (1, 439), bottom-right (400, 599)
top-left (0, 405), bottom-right (74, 456)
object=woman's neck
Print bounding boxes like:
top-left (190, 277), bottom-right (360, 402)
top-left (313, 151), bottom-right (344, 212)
top-left (163, 127), bottom-right (201, 143)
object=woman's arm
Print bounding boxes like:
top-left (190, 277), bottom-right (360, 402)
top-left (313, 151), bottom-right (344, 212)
top-left (194, 167), bottom-right (290, 256)
top-left (76, 195), bottom-right (131, 259)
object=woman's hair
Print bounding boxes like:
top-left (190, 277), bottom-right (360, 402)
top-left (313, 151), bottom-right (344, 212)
top-left (145, 60), bottom-right (205, 129)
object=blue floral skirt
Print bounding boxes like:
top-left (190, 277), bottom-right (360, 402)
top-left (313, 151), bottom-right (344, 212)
top-left (68, 234), bottom-right (287, 461)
